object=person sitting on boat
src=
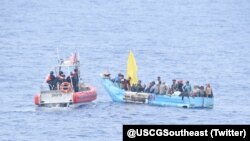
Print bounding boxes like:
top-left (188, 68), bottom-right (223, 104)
top-left (190, 85), bottom-right (200, 97)
top-left (205, 84), bottom-right (213, 98)
top-left (149, 81), bottom-right (157, 93)
top-left (159, 82), bottom-right (168, 95)
top-left (135, 80), bottom-right (144, 92)
top-left (169, 79), bottom-right (178, 94)
top-left (144, 81), bottom-right (155, 93)
top-left (144, 83), bottom-right (149, 92)
top-left (198, 86), bottom-right (206, 97)
top-left (131, 84), bottom-right (136, 92)
top-left (46, 71), bottom-right (56, 90)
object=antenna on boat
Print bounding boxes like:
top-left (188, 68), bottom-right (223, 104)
top-left (57, 47), bottom-right (60, 63)
top-left (76, 48), bottom-right (82, 81)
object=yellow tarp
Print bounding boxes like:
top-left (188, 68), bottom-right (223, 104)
top-left (126, 51), bottom-right (138, 85)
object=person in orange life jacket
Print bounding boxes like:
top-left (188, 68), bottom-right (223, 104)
top-left (46, 71), bottom-right (56, 90)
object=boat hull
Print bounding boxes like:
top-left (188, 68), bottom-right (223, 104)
top-left (73, 86), bottom-right (97, 103)
top-left (102, 78), bottom-right (213, 108)
top-left (34, 85), bottom-right (97, 107)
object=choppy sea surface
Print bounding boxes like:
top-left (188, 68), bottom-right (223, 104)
top-left (0, 0), bottom-right (250, 140)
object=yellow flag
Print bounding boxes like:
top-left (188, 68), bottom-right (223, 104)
top-left (126, 51), bottom-right (138, 85)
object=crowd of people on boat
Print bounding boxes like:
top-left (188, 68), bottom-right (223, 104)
top-left (45, 68), bottom-right (79, 92)
top-left (107, 73), bottom-right (213, 98)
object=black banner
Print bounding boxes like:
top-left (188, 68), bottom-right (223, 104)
top-left (123, 125), bottom-right (250, 141)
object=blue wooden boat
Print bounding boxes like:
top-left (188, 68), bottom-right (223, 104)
top-left (101, 76), bottom-right (214, 108)
top-left (101, 51), bottom-right (214, 108)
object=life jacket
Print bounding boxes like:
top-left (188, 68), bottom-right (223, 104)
top-left (45, 74), bottom-right (51, 82)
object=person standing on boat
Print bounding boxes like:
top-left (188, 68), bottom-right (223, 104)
top-left (72, 69), bottom-right (79, 92)
top-left (121, 76), bottom-right (131, 91)
top-left (159, 82), bottom-right (168, 95)
top-left (205, 84), bottom-right (213, 97)
top-left (66, 72), bottom-right (74, 83)
top-left (66, 72), bottom-right (78, 92)
top-left (153, 76), bottom-right (161, 94)
top-left (56, 71), bottom-right (65, 86)
top-left (73, 69), bottom-right (79, 81)
top-left (46, 71), bottom-right (56, 90)
top-left (177, 80), bottom-right (184, 92)
top-left (120, 76), bottom-right (126, 90)
top-left (181, 81), bottom-right (192, 100)
top-left (154, 81), bottom-right (161, 94)
top-left (169, 79), bottom-right (177, 94)
top-left (126, 77), bottom-right (131, 91)
top-left (183, 81), bottom-right (192, 94)
top-left (191, 85), bottom-right (200, 97)
top-left (198, 86), bottom-right (206, 97)
top-left (113, 73), bottom-right (122, 87)
top-left (156, 76), bottom-right (161, 85)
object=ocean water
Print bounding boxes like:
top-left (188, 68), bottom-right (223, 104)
top-left (0, 0), bottom-right (250, 140)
